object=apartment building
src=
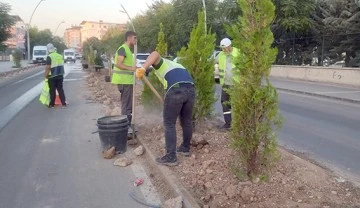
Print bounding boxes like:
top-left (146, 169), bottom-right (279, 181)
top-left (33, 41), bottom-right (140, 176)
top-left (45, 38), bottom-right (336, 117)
top-left (79, 20), bottom-right (126, 44)
top-left (4, 15), bottom-right (26, 49)
top-left (64, 26), bottom-right (82, 49)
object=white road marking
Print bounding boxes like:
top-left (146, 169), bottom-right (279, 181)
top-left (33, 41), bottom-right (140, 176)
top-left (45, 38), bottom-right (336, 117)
top-left (64, 78), bottom-right (84, 82)
top-left (314, 90), bottom-right (360, 94)
top-left (41, 137), bottom-right (60, 144)
top-left (0, 66), bottom-right (73, 131)
top-left (10, 71), bottom-right (44, 85)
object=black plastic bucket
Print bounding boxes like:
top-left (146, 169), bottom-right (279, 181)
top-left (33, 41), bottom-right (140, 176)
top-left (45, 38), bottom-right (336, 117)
top-left (97, 115), bottom-right (128, 125)
top-left (97, 116), bottom-right (129, 153)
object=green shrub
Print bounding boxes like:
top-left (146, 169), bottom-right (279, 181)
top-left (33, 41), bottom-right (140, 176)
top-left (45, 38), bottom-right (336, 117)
top-left (94, 54), bottom-right (104, 68)
top-left (13, 49), bottom-right (22, 68)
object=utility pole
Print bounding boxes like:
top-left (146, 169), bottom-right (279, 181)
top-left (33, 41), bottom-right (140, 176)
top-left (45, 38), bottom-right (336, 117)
top-left (202, 0), bottom-right (207, 34)
top-left (27, 0), bottom-right (46, 63)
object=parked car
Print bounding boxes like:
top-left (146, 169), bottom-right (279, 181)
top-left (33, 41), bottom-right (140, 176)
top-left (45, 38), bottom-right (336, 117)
top-left (136, 53), bottom-right (150, 67)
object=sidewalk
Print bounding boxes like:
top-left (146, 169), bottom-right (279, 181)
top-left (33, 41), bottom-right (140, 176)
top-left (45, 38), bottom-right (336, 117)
top-left (0, 60), bottom-right (33, 73)
top-left (270, 77), bottom-right (360, 103)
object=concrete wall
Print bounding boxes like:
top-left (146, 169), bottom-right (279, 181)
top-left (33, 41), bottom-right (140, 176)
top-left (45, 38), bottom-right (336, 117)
top-left (270, 65), bottom-right (360, 87)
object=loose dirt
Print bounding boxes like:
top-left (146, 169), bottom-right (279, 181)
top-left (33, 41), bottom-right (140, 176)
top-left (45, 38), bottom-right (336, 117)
top-left (86, 68), bottom-right (360, 208)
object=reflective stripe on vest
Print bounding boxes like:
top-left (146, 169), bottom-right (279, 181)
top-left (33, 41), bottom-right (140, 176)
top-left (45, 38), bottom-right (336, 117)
top-left (111, 44), bottom-right (134, 85)
top-left (48, 52), bottom-right (64, 78)
top-left (112, 70), bottom-right (134, 75)
top-left (218, 47), bottom-right (239, 85)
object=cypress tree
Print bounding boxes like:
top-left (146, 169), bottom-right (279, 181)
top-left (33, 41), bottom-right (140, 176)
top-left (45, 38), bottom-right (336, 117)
top-left (227, 0), bottom-right (282, 177)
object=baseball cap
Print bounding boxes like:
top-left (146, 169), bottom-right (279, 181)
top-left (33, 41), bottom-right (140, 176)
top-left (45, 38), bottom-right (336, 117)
top-left (47, 43), bottom-right (56, 53)
top-left (220, 38), bottom-right (231, 48)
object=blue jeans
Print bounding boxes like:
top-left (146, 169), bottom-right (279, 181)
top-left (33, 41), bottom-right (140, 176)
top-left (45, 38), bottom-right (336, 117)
top-left (163, 84), bottom-right (196, 156)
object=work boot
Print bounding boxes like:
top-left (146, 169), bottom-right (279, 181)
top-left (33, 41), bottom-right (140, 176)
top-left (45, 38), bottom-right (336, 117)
top-left (177, 145), bottom-right (190, 156)
top-left (156, 154), bottom-right (178, 166)
top-left (219, 123), bottom-right (231, 131)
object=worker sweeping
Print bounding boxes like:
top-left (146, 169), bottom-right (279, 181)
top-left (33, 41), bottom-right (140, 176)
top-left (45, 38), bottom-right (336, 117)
top-left (136, 51), bottom-right (195, 166)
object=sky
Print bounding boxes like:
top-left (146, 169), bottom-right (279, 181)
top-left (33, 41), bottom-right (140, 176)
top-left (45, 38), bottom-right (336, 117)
top-left (3, 0), bottom-right (169, 36)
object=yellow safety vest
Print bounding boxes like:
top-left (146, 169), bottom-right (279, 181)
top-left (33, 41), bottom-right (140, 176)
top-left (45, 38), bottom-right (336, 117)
top-left (48, 52), bottom-right (64, 78)
top-left (153, 59), bottom-right (188, 90)
top-left (111, 44), bottom-right (134, 85)
top-left (218, 47), bottom-right (240, 85)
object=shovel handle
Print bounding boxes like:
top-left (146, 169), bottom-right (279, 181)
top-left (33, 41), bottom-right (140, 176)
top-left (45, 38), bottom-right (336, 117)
top-left (142, 76), bottom-right (164, 103)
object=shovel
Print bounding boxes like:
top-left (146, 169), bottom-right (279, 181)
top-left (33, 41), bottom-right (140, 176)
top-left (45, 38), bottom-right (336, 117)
top-left (141, 76), bottom-right (163, 103)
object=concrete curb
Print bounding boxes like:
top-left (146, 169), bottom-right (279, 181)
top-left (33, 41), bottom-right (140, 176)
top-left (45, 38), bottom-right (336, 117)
top-left (276, 87), bottom-right (360, 104)
top-left (136, 137), bottom-right (201, 208)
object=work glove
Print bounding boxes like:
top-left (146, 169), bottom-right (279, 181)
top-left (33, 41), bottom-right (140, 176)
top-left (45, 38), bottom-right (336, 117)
top-left (136, 67), bottom-right (146, 80)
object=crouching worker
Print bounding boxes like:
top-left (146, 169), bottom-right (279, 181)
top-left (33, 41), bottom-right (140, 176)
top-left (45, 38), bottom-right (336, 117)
top-left (136, 51), bottom-right (195, 166)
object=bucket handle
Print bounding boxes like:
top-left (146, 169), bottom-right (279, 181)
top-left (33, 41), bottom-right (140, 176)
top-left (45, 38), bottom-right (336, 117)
top-left (91, 130), bottom-right (99, 134)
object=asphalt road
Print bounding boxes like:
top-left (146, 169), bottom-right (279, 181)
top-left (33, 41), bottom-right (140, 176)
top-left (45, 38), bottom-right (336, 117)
top-left (214, 81), bottom-right (360, 184)
top-left (0, 62), bottom-right (159, 208)
top-left (278, 92), bottom-right (360, 183)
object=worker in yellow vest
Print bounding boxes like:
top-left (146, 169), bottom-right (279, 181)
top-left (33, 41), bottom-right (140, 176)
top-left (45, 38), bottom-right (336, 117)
top-left (136, 51), bottom-right (195, 166)
top-left (111, 31), bottom-right (137, 125)
top-left (217, 38), bottom-right (240, 130)
top-left (44, 43), bottom-right (67, 108)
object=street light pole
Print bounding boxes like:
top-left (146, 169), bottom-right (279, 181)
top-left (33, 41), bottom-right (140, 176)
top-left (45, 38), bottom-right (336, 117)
top-left (54, 20), bottom-right (65, 36)
top-left (202, 0), bottom-right (207, 34)
top-left (119, 4), bottom-right (136, 32)
top-left (27, 0), bottom-right (46, 63)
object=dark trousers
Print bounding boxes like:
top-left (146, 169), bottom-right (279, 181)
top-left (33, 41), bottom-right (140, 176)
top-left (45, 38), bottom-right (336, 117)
top-left (221, 85), bottom-right (232, 125)
top-left (118, 84), bottom-right (133, 124)
top-left (48, 76), bottom-right (66, 106)
top-left (163, 85), bottom-right (196, 156)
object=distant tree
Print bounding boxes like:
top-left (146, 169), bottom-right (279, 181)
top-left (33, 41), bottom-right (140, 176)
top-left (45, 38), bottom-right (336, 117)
top-left (213, 0), bottom-right (242, 44)
top-left (314, 0), bottom-right (360, 67)
top-left (52, 36), bottom-right (67, 53)
top-left (101, 27), bottom-right (125, 58)
top-left (0, 3), bottom-right (16, 49)
top-left (155, 23), bottom-right (168, 56)
top-left (82, 37), bottom-right (102, 63)
top-left (272, 0), bottom-right (317, 65)
top-left (178, 11), bottom-right (216, 124)
top-left (25, 27), bottom-right (53, 54)
top-left (132, 1), bottom-right (174, 53)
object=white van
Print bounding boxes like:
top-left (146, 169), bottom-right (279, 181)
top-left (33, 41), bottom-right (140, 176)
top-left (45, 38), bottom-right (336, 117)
top-left (63, 49), bottom-right (76, 63)
top-left (32, 46), bottom-right (48, 64)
